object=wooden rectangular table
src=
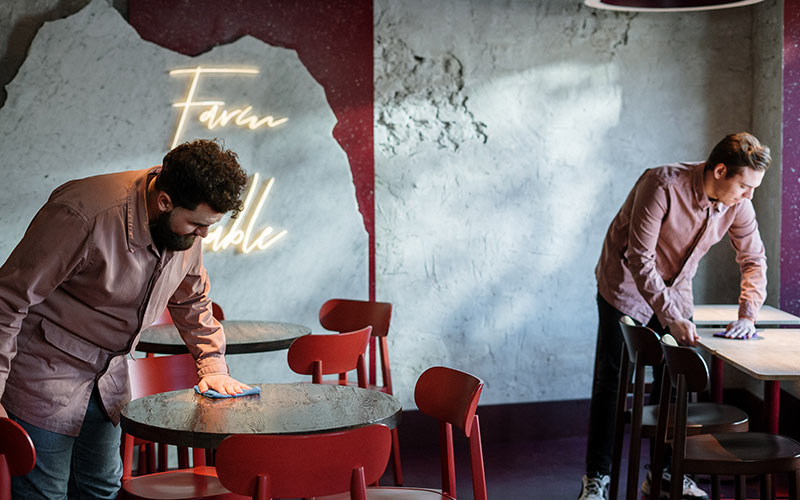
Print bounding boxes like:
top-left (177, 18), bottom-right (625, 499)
top-left (697, 328), bottom-right (800, 434)
top-left (693, 304), bottom-right (800, 328)
top-left (696, 328), bottom-right (800, 500)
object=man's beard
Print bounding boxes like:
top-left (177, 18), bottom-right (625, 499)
top-left (150, 210), bottom-right (196, 251)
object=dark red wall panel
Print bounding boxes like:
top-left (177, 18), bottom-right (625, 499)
top-left (130, 0), bottom-right (375, 297)
top-left (783, 0), bottom-right (800, 314)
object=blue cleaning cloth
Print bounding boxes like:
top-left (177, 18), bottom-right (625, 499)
top-left (193, 385), bottom-right (261, 399)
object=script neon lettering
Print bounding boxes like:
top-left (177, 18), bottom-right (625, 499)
top-left (203, 173), bottom-right (288, 254)
top-left (169, 66), bottom-right (288, 148)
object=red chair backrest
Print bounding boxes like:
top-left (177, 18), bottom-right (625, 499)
top-left (287, 327), bottom-right (371, 381)
top-left (127, 353), bottom-right (198, 400)
top-left (319, 299), bottom-right (392, 337)
top-left (415, 365), bottom-right (484, 435)
top-left (215, 424), bottom-right (392, 499)
top-left (0, 418), bottom-right (36, 500)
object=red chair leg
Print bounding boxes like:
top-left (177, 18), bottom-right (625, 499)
top-left (469, 416), bottom-right (487, 500)
top-left (390, 428), bottom-right (403, 485)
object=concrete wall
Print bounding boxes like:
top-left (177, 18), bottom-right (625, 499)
top-left (0, 0), bottom-right (784, 407)
top-left (374, 0), bottom-right (782, 405)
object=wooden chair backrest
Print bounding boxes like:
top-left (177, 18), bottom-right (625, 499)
top-left (215, 424), bottom-right (392, 499)
top-left (287, 327), bottom-right (371, 382)
top-left (415, 366), bottom-right (483, 435)
top-left (0, 417), bottom-right (36, 500)
top-left (319, 299), bottom-right (392, 337)
top-left (660, 335), bottom-right (710, 394)
top-left (619, 321), bottom-right (664, 367)
top-left (127, 353), bottom-right (198, 399)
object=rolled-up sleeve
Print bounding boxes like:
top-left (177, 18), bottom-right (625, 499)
top-left (167, 247), bottom-right (229, 378)
top-left (728, 200), bottom-right (767, 321)
top-left (624, 175), bottom-right (684, 327)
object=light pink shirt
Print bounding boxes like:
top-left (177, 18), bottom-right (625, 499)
top-left (596, 162), bottom-right (766, 327)
top-left (0, 168), bottom-right (229, 436)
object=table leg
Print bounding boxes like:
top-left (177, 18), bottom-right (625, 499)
top-left (765, 380), bottom-right (780, 434)
top-left (711, 355), bottom-right (723, 403)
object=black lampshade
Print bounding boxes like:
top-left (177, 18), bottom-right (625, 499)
top-left (584, 0), bottom-right (763, 12)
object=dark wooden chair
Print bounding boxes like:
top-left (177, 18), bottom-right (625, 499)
top-left (611, 319), bottom-right (749, 500)
top-left (318, 298), bottom-right (404, 485)
top-left (0, 418), bottom-right (36, 500)
top-left (215, 424), bottom-right (392, 499)
top-left (660, 334), bottom-right (800, 500)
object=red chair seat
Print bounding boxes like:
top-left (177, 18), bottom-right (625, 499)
top-left (121, 466), bottom-right (246, 500)
top-left (320, 487), bottom-right (456, 499)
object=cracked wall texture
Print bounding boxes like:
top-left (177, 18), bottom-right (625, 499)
top-left (375, 0), bottom-right (781, 406)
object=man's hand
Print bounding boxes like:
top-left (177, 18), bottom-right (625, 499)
top-left (668, 318), bottom-right (699, 346)
top-left (197, 374), bottom-right (251, 396)
top-left (0, 403), bottom-right (7, 418)
top-left (724, 318), bottom-right (756, 339)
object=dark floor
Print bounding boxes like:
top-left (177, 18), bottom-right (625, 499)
top-left (380, 433), bottom-right (792, 500)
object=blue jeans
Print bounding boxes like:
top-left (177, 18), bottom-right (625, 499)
top-left (9, 386), bottom-right (122, 499)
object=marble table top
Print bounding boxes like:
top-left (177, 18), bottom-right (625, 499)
top-left (136, 320), bottom-right (311, 354)
top-left (120, 383), bottom-right (403, 449)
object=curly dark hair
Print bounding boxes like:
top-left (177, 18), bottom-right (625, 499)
top-left (705, 132), bottom-right (771, 178)
top-left (156, 139), bottom-right (248, 217)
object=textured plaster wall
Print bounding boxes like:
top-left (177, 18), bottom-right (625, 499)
top-left (0, 0), bottom-right (784, 409)
top-left (375, 0), bottom-right (780, 406)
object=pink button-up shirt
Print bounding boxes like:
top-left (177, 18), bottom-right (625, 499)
top-left (596, 162), bottom-right (766, 327)
top-left (0, 168), bottom-right (229, 436)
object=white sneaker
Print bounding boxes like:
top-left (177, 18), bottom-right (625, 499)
top-left (578, 474), bottom-right (610, 500)
top-left (641, 468), bottom-right (709, 500)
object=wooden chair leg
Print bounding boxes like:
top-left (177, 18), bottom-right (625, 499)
top-left (157, 443), bottom-right (168, 472)
top-left (391, 428), bottom-right (403, 485)
top-left (610, 351), bottom-right (630, 500)
top-left (710, 474), bottom-right (720, 500)
top-left (735, 475), bottom-right (746, 500)
top-left (761, 473), bottom-right (773, 500)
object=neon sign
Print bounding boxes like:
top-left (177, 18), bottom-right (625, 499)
top-left (203, 172), bottom-right (287, 254)
top-left (169, 66), bottom-right (289, 148)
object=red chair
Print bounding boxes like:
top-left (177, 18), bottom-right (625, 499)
top-left (318, 299), bottom-right (403, 485)
top-left (287, 327), bottom-right (371, 387)
top-left (0, 418), bottom-right (36, 500)
top-left (215, 424), bottom-right (392, 499)
top-left (318, 299), bottom-right (393, 393)
top-left (120, 353), bottom-right (245, 499)
top-left (352, 366), bottom-right (487, 500)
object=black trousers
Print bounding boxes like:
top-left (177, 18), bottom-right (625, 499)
top-left (585, 294), bottom-right (670, 476)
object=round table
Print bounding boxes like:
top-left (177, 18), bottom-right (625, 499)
top-left (136, 320), bottom-right (310, 355)
top-left (120, 383), bottom-right (403, 449)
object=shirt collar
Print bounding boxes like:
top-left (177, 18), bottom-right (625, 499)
top-left (693, 162), bottom-right (713, 211)
top-left (126, 167), bottom-right (160, 252)
top-left (693, 162), bottom-right (728, 215)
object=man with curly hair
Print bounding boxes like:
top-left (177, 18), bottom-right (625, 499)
top-left (0, 139), bottom-right (251, 499)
